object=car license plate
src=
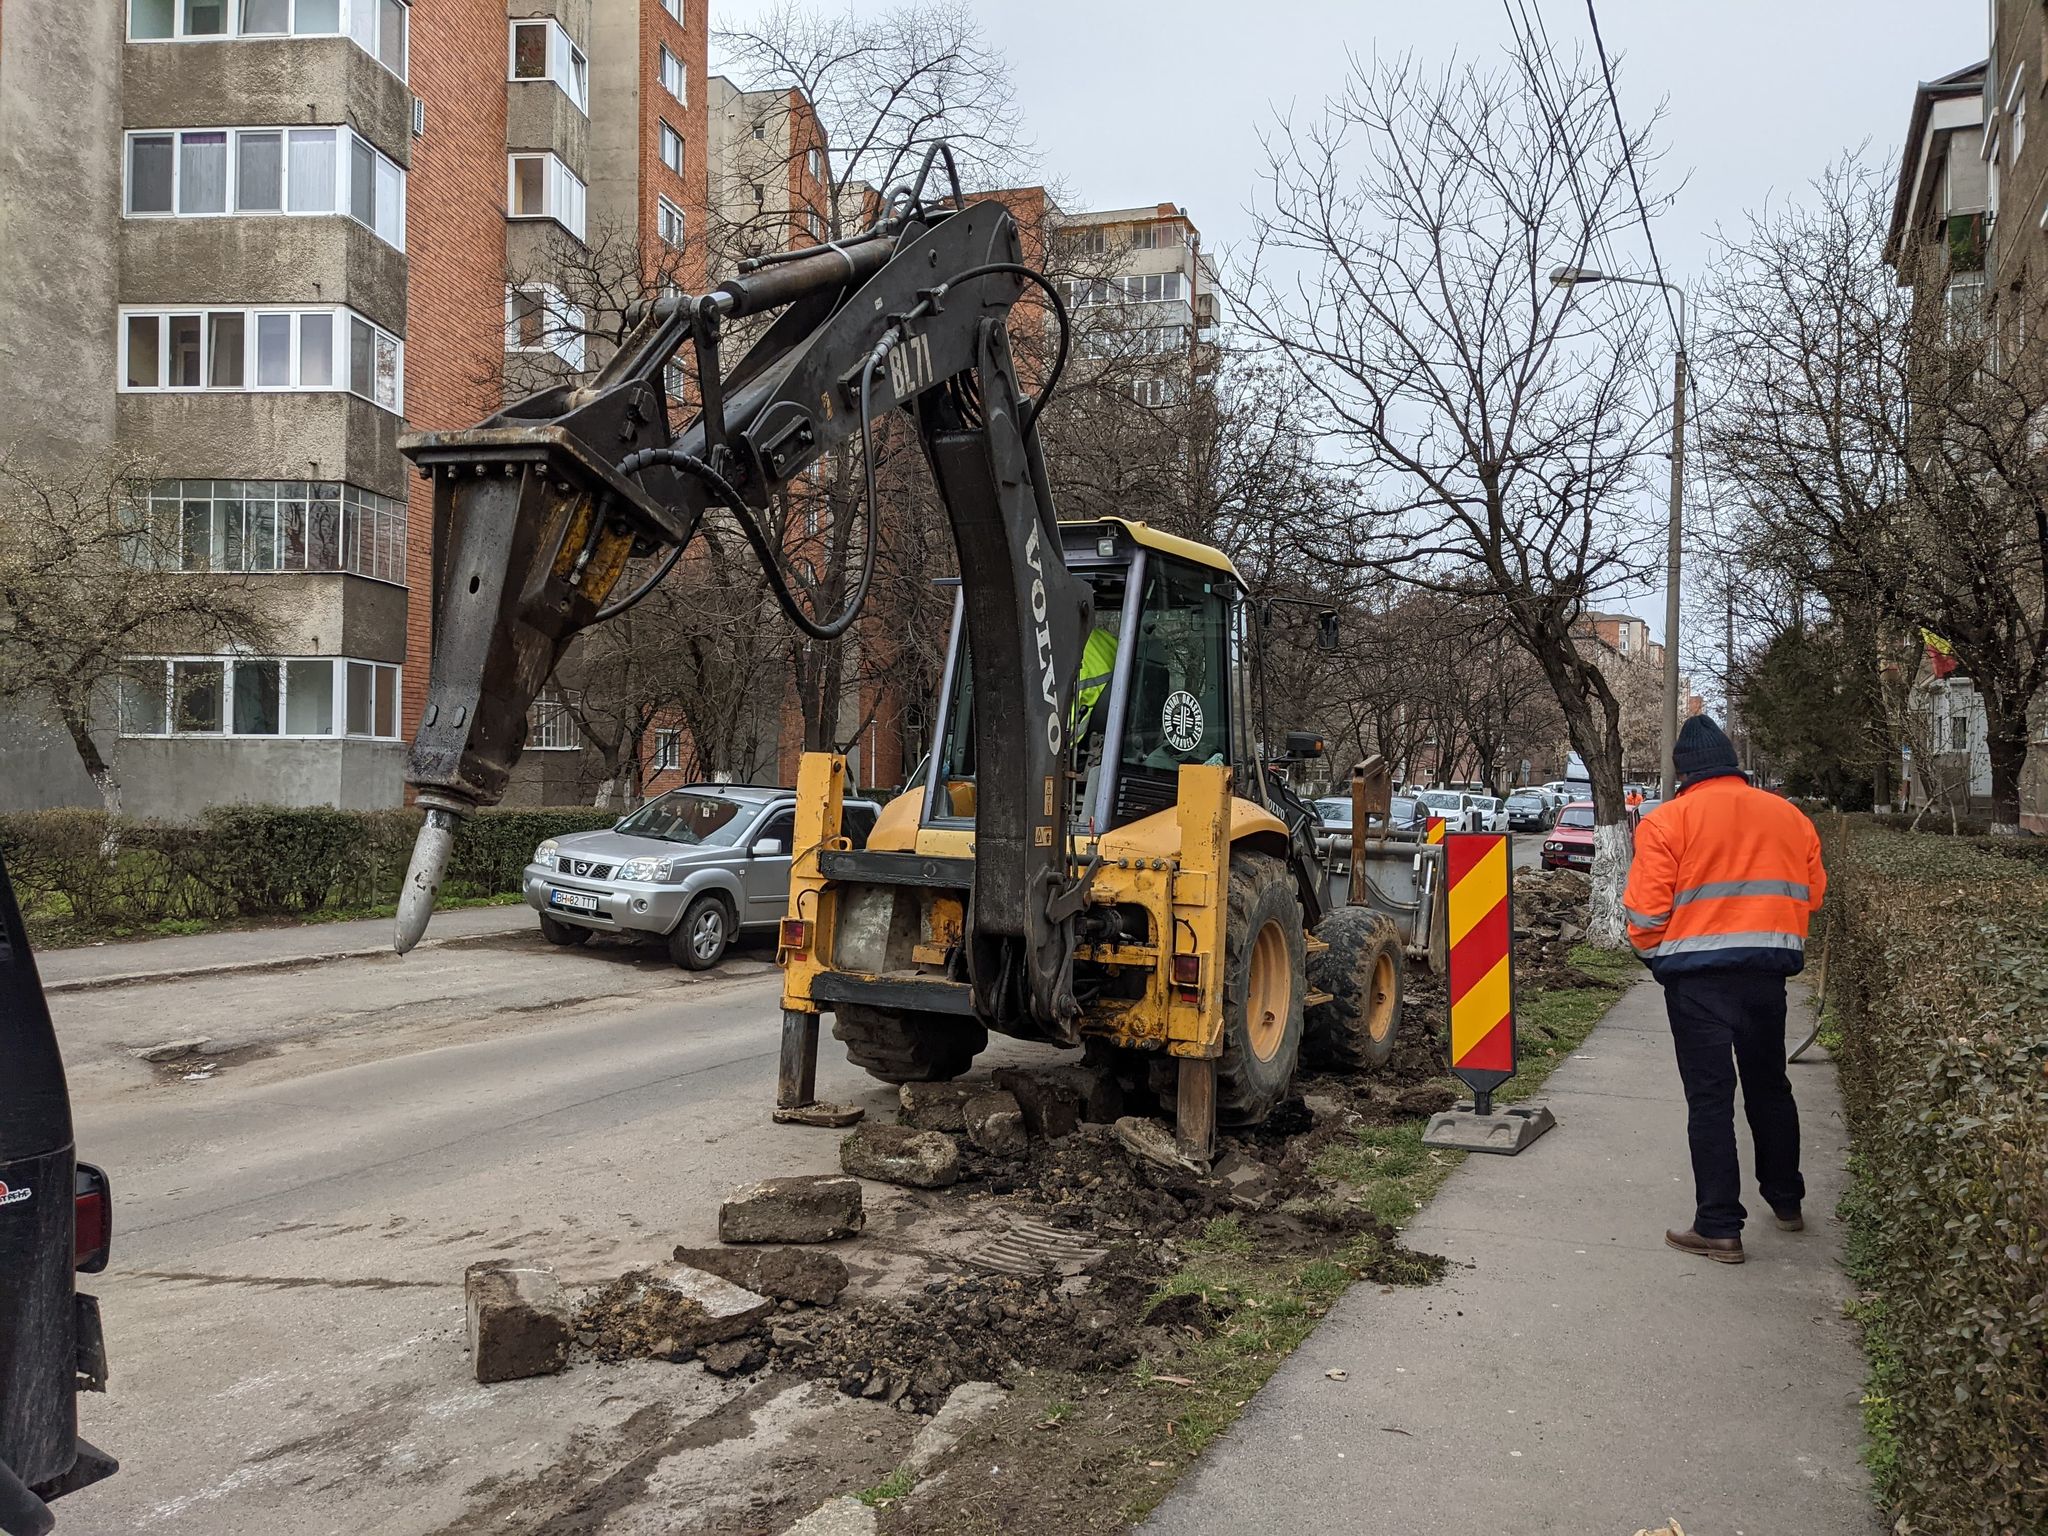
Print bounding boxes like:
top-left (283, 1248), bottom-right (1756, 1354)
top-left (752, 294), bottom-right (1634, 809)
top-left (549, 889), bottom-right (599, 913)
top-left (1568, 855), bottom-right (1591, 867)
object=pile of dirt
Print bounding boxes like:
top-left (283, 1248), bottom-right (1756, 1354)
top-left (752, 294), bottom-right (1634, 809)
top-left (766, 1261), bottom-right (1147, 1413)
top-left (572, 1272), bottom-right (715, 1364)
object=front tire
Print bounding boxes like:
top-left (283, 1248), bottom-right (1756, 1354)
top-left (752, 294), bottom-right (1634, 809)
top-left (539, 913), bottom-right (591, 947)
top-left (1215, 851), bottom-right (1307, 1127)
top-left (669, 894), bottom-right (731, 970)
top-left (1304, 907), bottom-right (1404, 1071)
top-left (831, 1004), bottom-right (985, 1084)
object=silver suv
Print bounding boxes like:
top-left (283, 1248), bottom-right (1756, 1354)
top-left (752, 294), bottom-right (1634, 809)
top-left (523, 785), bottom-right (880, 969)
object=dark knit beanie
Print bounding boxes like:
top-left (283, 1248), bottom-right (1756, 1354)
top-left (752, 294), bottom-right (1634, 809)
top-left (1673, 714), bottom-right (1741, 788)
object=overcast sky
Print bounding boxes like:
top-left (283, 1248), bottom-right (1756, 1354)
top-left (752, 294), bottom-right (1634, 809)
top-left (724, 1), bottom-right (1984, 678)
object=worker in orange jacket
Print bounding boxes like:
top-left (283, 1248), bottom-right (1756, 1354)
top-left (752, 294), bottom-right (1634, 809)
top-left (1624, 715), bottom-right (1826, 1265)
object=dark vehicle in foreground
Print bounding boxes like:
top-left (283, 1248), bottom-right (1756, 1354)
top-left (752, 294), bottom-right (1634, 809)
top-left (1541, 801), bottom-right (1597, 871)
top-left (523, 785), bottom-right (880, 969)
top-left (1504, 790), bottom-right (1555, 832)
top-left (1, 854), bottom-right (115, 1536)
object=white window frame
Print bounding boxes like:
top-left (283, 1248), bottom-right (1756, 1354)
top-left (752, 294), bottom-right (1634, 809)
top-left (138, 478), bottom-right (408, 584)
top-left (506, 152), bottom-right (587, 240)
top-left (658, 120), bottom-right (684, 176)
top-left (119, 654), bottom-right (403, 740)
top-left (504, 284), bottom-right (587, 371)
top-left (659, 45), bottom-right (686, 105)
top-left (660, 0), bottom-right (683, 20)
top-left (657, 195), bottom-right (687, 249)
top-left (508, 17), bottom-right (588, 114)
top-left (653, 728), bottom-right (682, 771)
top-left (527, 689), bottom-right (579, 751)
top-left (123, 125), bottom-right (404, 249)
top-left (127, 0), bottom-right (409, 81)
top-left (119, 304), bottom-right (404, 413)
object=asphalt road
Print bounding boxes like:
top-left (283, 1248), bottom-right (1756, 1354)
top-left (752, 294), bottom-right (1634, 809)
top-left (50, 924), bottom-right (947, 1535)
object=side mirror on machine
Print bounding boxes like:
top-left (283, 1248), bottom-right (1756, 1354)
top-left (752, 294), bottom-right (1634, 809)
top-left (1315, 610), bottom-right (1340, 651)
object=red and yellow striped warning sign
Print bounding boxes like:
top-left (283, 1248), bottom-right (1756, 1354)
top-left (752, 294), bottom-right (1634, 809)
top-left (1445, 832), bottom-right (1516, 1084)
top-left (1423, 816), bottom-right (1446, 844)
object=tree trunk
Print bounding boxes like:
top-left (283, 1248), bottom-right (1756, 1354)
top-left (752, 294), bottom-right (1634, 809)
top-left (60, 707), bottom-right (124, 856)
top-left (1984, 707), bottom-right (2029, 837)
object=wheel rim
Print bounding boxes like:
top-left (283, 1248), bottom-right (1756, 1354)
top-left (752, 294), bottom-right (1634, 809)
top-left (692, 907), bottom-right (724, 959)
top-left (1367, 950), bottom-right (1397, 1043)
top-left (1246, 919), bottom-right (1291, 1062)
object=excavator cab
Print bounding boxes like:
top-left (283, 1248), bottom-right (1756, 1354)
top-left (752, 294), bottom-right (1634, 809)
top-left (924, 520), bottom-right (1269, 843)
top-left (779, 518), bottom-right (1407, 1156)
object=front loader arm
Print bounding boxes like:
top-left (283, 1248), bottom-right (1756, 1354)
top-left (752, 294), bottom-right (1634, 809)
top-left (392, 191), bottom-right (1093, 1030)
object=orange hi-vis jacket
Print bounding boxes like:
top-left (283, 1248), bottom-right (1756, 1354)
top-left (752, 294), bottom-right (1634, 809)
top-left (1623, 775), bottom-right (1826, 979)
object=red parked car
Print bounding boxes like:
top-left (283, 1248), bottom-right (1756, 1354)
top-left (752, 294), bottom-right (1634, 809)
top-left (1540, 801), bottom-right (1597, 871)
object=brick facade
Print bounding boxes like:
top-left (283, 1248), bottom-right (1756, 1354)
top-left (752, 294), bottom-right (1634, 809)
top-left (400, 1), bottom-right (511, 744)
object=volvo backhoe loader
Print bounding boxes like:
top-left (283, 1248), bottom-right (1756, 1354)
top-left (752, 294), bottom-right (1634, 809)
top-left (391, 149), bottom-right (1426, 1155)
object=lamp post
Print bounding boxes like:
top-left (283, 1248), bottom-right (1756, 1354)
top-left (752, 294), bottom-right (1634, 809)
top-left (1549, 264), bottom-right (1686, 800)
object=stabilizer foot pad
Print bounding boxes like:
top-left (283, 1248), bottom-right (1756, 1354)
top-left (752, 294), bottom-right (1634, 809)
top-left (1421, 1100), bottom-right (1556, 1155)
top-left (773, 1102), bottom-right (867, 1128)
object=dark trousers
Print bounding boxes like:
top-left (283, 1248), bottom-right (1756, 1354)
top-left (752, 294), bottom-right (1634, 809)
top-left (1662, 971), bottom-right (1804, 1239)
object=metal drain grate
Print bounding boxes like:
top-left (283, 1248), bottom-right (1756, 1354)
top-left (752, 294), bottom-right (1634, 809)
top-left (967, 1215), bottom-right (1108, 1277)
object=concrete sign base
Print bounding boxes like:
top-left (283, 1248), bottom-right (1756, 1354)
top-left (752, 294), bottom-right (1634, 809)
top-left (1422, 1099), bottom-right (1557, 1156)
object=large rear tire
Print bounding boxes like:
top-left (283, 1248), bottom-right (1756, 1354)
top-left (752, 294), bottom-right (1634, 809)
top-left (1215, 851), bottom-right (1307, 1127)
top-left (1304, 907), bottom-right (1403, 1071)
top-left (832, 1004), bottom-right (986, 1084)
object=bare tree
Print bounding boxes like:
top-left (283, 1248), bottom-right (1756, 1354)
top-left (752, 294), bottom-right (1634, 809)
top-left (1697, 153), bottom-right (2048, 834)
top-left (713, 0), bottom-right (1034, 250)
top-left (0, 451), bottom-right (273, 815)
top-left (1234, 46), bottom-right (1669, 943)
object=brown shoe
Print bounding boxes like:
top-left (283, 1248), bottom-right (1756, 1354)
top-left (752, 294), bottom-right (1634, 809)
top-left (1772, 1207), bottom-right (1805, 1232)
top-left (1665, 1227), bottom-right (1745, 1264)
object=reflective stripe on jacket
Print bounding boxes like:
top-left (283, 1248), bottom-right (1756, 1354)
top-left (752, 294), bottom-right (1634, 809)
top-left (1622, 775), bottom-right (1826, 980)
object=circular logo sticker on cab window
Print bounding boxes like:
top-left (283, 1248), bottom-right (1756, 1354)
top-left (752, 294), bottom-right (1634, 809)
top-left (1161, 690), bottom-right (1205, 755)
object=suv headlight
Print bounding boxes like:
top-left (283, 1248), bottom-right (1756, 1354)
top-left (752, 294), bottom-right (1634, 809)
top-left (615, 856), bottom-right (678, 883)
top-left (534, 839), bottom-right (560, 869)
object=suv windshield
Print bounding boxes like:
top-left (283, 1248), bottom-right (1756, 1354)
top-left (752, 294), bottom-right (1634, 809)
top-left (1418, 790), bottom-right (1463, 811)
top-left (614, 791), bottom-right (754, 846)
top-left (1557, 806), bottom-right (1595, 829)
top-left (1313, 798), bottom-right (1352, 824)
top-left (1507, 794), bottom-right (1541, 809)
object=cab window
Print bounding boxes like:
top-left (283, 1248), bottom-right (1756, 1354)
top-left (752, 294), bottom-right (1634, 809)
top-left (1119, 558), bottom-right (1228, 785)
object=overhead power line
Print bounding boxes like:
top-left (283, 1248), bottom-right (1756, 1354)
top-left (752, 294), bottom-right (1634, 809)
top-left (1582, 0), bottom-right (1683, 345)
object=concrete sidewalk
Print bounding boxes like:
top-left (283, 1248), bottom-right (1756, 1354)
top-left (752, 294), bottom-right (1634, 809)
top-left (1146, 977), bottom-right (1879, 1536)
top-left (34, 903), bottom-right (535, 992)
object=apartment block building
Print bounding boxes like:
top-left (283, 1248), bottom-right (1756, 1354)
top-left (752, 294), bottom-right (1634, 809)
top-left (0, 0), bottom-right (711, 818)
top-left (1887, 41), bottom-right (2048, 830)
top-left (1048, 201), bottom-right (1216, 403)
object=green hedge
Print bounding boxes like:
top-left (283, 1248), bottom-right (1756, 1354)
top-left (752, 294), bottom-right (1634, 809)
top-left (1820, 820), bottom-right (2048, 1533)
top-left (0, 804), bottom-right (622, 939)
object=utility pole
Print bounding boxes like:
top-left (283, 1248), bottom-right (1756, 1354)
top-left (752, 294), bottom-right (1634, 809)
top-left (1546, 265), bottom-right (1688, 798)
top-left (1660, 345), bottom-right (1685, 800)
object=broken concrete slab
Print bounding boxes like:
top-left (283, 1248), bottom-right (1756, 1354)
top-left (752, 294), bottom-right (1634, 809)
top-left (653, 1265), bottom-right (775, 1344)
top-left (465, 1261), bottom-right (571, 1384)
top-left (773, 1100), bottom-right (867, 1128)
top-left (785, 1495), bottom-right (878, 1535)
top-left (672, 1245), bottom-right (849, 1307)
top-left (963, 1090), bottom-right (1028, 1158)
top-left (1113, 1115), bottom-right (1209, 1176)
top-left (906, 1380), bottom-right (1006, 1473)
top-left (699, 1336), bottom-right (770, 1377)
top-left (897, 1081), bottom-right (977, 1132)
top-left (990, 1067), bottom-right (1081, 1139)
top-left (719, 1174), bottom-right (865, 1244)
top-left (840, 1124), bottom-right (960, 1189)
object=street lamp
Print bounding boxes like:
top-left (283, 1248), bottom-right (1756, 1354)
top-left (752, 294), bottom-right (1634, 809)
top-left (1549, 264), bottom-right (1687, 801)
